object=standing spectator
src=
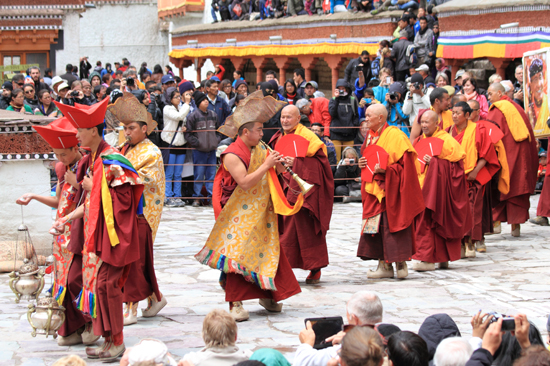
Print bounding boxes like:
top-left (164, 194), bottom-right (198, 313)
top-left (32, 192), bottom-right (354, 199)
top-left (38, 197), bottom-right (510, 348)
top-left (460, 78), bottom-right (488, 119)
top-left (414, 17), bottom-right (434, 65)
top-left (513, 64), bottom-right (524, 108)
top-left (392, 30), bottom-right (413, 81)
top-left (311, 122), bottom-right (337, 173)
top-left (383, 82), bottom-right (410, 136)
top-left (60, 64), bottom-right (77, 87)
top-left (161, 87), bottom-right (191, 207)
top-left (43, 68), bottom-right (53, 88)
top-left (303, 81), bottom-right (318, 100)
top-left (329, 79), bottom-right (360, 161)
top-left (418, 7), bottom-right (435, 29)
top-left (345, 51), bottom-right (372, 86)
top-left (293, 68), bottom-right (307, 98)
top-left (220, 79), bottom-right (235, 101)
top-left (89, 72), bottom-right (102, 88)
top-left (34, 90), bottom-right (59, 117)
top-left (215, 64), bottom-right (226, 80)
top-left (454, 69), bottom-right (465, 93)
top-left (11, 74), bottom-right (25, 91)
top-left (354, 119), bottom-right (368, 156)
top-left (79, 57), bottom-right (92, 80)
top-left (100, 63), bottom-right (114, 79)
top-left (205, 79), bottom-right (231, 126)
top-left (409, 13), bottom-right (419, 37)
top-left (93, 85), bottom-right (107, 103)
top-left (23, 84), bottom-right (39, 110)
top-left (185, 91), bottom-right (221, 207)
top-left (229, 79), bottom-right (249, 109)
top-left (403, 73), bottom-right (430, 126)
top-left (231, 70), bottom-right (244, 88)
top-left (283, 79), bottom-right (298, 104)
top-left (7, 89), bottom-right (33, 113)
top-left (81, 80), bottom-right (95, 104)
top-left (28, 66), bottom-right (49, 92)
top-left (432, 21), bottom-right (440, 57)
top-left (152, 64), bottom-right (164, 85)
top-left (93, 61), bottom-right (103, 74)
top-left (436, 73), bottom-right (449, 87)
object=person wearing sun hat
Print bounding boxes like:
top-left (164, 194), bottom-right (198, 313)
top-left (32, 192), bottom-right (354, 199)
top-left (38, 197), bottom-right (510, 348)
top-left (50, 97), bottom-right (144, 362)
top-left (195, 90), bottom-right (302, 322)
top-left (106, 92), bottom-right (167, 326)
top-left (16, 118), bottom-right (100, 347)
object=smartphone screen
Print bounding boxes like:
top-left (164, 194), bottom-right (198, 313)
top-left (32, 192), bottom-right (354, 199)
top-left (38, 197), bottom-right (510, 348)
top-left (386, 77), bottom-right (391, 84)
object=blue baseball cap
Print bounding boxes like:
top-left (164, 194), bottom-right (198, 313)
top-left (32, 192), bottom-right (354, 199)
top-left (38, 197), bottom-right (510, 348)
top-left (210, 76), bottom-right (220, 82)
top-left (161, 74), bottom-right (175, 84)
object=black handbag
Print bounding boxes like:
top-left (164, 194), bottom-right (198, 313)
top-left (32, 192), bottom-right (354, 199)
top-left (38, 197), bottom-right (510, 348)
top-left (162, 120), bottom-right (183, 165)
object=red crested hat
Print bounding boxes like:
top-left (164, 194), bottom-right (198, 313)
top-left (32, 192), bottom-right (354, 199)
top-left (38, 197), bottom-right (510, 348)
top-left (53, 97), bottom-right (109, 129)
top-left (33, 117), bottom-right (79, 149)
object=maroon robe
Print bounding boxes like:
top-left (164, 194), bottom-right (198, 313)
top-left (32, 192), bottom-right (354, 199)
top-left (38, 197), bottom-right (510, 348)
top-left (269, 130), bottom-right (334, 271)
top-left (216, 137), bottom-right (301, 302)
top-left (487, 96), bottom-right (538, 224)
top-left (537, 168), bottom-right (550, 217)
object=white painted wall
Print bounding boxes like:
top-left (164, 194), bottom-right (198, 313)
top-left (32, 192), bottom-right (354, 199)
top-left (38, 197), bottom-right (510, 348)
top-left (55, 11), bottom-right (81, 76)
top-left (0, 161), bottom-right (55, 257)
top-left (78, 2), bottom-right (169, 73)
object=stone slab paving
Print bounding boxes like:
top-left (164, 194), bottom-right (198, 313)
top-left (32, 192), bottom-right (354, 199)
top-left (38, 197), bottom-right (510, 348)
top-left (1, 195), bottom-right (549, 365)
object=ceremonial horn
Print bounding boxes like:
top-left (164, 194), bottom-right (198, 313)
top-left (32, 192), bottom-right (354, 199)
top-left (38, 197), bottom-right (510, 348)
top-left (260, 140), bottom-right (314, 195)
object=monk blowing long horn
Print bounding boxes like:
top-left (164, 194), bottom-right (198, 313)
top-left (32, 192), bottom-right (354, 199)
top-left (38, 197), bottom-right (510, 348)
top-left (259, 140), bottom-right (314, 195)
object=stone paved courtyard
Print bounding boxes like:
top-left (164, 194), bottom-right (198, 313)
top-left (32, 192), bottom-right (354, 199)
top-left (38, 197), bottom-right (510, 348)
top-left (1, 196), bottom-right (549, 365)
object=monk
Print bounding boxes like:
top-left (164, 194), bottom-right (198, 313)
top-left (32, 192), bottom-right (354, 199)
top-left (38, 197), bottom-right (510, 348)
top-left (268, 105), bottom-right (334, 284)
top-left (16, 118), bottom-right (99, 347)
top-left (195, 91), bottom-right (301, 322)
top-left (52, 98), bottom-right (144, 362)
top-left (448, 102), bottom-right (503, 257)
top-left (409, 87), bottom-right (453, 141)
top-left (412, 110), bottom-right (470, 271)
top-left (357, 104), bottom-right (425, 279)
top-left (106, 93), bottom-right (167, 326)
top-left (486, 82), bottom-right (538, 237)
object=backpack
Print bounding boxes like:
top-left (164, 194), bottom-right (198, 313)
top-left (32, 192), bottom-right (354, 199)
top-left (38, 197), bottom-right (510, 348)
top-left (406, 44), bottom-right (417, 66)
top-left (371, 56), bottom-right (381, 78)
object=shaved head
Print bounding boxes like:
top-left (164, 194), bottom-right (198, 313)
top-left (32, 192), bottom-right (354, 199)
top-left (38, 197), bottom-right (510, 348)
top-left (489, 82), bottom-right (506, 93)
top-left (420, 110), bottom-right (439, 137)
top-left (365, 104), bottom-right (388, 132)
top-left (370, 104), bottom-right (388, 119)
top-left (280, 104), bottom-right (301, 132)
top-left (468, 100), bottom-right (480, 122)
top-left (487, 82), bottom-right (505, 104)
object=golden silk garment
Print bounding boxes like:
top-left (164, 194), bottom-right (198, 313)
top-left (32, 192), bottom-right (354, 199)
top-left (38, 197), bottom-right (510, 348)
top-left (533, 94), bottom-right (550, 136)
top-left (417, 128), bottom-right (466, 188)
top-left (196, 144), bottom-right (288, 291)
top-left (491, 100), bottom-right (531, 142)
top-left (431, 107), bottom-right (454, 131)
top-left (364, 125), bottom-right (421, 203)
top-left (124, 139), bottom-right (165, 240)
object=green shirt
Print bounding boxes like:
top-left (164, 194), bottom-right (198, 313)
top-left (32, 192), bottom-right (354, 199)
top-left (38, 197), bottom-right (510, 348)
top-left (6, 104), bottom-right (33, 113)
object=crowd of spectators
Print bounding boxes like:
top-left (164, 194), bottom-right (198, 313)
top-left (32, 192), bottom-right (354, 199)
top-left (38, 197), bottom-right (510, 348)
top-left (49, 292), bottom-right (550, 366)
top-left (0, 0), bottom-right (537, 204)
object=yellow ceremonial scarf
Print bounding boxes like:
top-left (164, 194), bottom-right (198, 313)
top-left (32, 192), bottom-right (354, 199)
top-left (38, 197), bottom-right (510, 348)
top-left (534, 94), bottom-right (550, 136)
top-left (451, 121), bottom-right (478, 174)
top-left (493, 139), bottom-right (510, 195)
top-left (491, 100), bottom-right (530, 142)
top-left (287, 123), bottom-right (328, 157)
top-left (364, 125), bottom-right (419, 202)
top-left (417, 128), bottom-right (466, 188)
top-left (431, 106), bottom-right (454, 131)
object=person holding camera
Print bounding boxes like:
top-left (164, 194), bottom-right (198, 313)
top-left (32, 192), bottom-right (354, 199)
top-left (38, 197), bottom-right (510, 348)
top-left (403, 73), bottom-right (430, 128)
top-left (334, 147), bottom-right (362, 203)
top-left (345, 51), bottom-right (372, 86)
top-left (62, 81), bottom-right (92, 106)
top-left (383, 82), bottom-right (409, 137)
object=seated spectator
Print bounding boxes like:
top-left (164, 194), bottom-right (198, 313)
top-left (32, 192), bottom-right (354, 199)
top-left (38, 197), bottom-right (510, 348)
top-left (434, 337), bottom-right (473, 366)
top-left (436, 73), bottom-right (449, 87)
top-left (488, 73), bottom-right (502, 85)
top-left (56, 82), bottom-right (70, 104)
top-left (250, 349), bottom-right (290, 366)
top-left (287, 0), bottom-right (307, 16)
top-left (229, 79), bottom-right (249, 109)
top-left (121, 339), bottom-right (177, 366)
top-left (383, 82), bottom-right (409, 136)
top-left (359, 88), bottom-right (380, 118)
top-left (418, 314), bottom-right (461, 364)
top-left (293, 68), bottom-right (307, 98)
top-left (436, 58), bottom-right (451, 81)
top-left (335, 326), bottom-right (385, 366)
top-left (34, 90), bottom-right (59, 117)
top-left (335, 146), bottom-right (361, 203)
top-left (403, 73), bottom-right (430, 127)
top-left (0, 81), bottom-right (12, 109)
top-left (81, 79), bottom-right (95, 104)
top-left (6, 89), bottom-right (33, 113)
top-left (23, 83), bottom-right (39, 110)
top-left (459, 78), bottom-right (488, 119)
top-left (304, 81), bottom-right (318, 100)
top-left (231, 93), bottom-right (246, 113)
top-left (329, 79), bottom-right (360, 161)
top-left (180, 309), bottom-right (252, 366)
top-left (294, 291), bottom-right (383, 366)
top-left (311, 122), bottom-right (337, 173)
top-left (387, 331), bottom-right (430, 366)
top-left (513, 345), bottom-right (550, 366)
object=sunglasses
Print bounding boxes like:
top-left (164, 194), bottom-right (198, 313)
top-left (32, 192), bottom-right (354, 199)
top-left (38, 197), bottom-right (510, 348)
top-left (24, 90), bottom-right (34, 94)
top-left (17, 83), bottom-right (24, 86)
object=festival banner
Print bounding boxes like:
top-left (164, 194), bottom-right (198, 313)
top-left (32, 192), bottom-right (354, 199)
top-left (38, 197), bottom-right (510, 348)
top-left (523, 48), bottom-right (550, 138)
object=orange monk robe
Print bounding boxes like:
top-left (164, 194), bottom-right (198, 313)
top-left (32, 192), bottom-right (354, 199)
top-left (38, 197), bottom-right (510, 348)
top-left (448, 121), bottom-right (502, 242)
top-left (357, 124), bottom-right (425, 263)
top-left (269, 123), bottom-right (334, 271)
top-left (413, 129), bottom-right (470, 263)
top-left (487, 96), bottom-right (538, 224)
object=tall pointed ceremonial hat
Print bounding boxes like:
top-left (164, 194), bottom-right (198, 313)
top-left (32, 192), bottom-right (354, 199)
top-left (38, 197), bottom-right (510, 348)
top-left (53, 97), bottom-right (110, 129)
top-left (33, 117), bottom-right (79, 149)
top-left (218, 90), bottom-right (287, 138)
top-left (106, 92), bottom-right (157, 135)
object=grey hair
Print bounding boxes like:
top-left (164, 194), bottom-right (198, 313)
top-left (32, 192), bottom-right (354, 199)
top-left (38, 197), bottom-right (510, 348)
top-left (433, 337), bottom-right (473, 366)
top-left (346, 291), bottom-right (383, 324)
top-left (295, 98), bottom-right (310, 110)
top-left (516, 64), bottom-right (523, 72)
top-left (501, 80), bottom-right (513, 92)
top-left (436, 73), bottom-right (448, 83)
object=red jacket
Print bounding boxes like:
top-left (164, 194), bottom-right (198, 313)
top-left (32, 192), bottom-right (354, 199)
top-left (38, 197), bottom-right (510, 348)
top-left (215, 65), bottom-right (225, 80)
top-left (307, 98), bottom-right (332, 137)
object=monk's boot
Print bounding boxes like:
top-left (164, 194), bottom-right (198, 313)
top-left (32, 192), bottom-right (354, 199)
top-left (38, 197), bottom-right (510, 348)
top-left (57, 331), bottom-right (82, 346)
top-left (529, 216), bottom-right (549, 226)
top-left (98, 341), bottom-right (125, 363)
top-left (412, 261), bottom-right (435, 272)
top-left (86, 337), bottom-right (111, 359)
top-left (306, 269), bottom-right (321, 284)
top-left (229, 301), bottom-right (249, 322)
top-left (123, 302), bottom-right (138, 326)
top-left (460, 244), bottom-right (466, 259)
top-left (493, 221), bottom-right (501, 234)
top-left (476, 239), bottom-right (487, 253)
top-left (259, 298), bottom-right (283, 312)
top-left (438, 262), bottom-right (449, 269)
top-left (142, 293), bottom-right (168, 318)
top-left (511, 224), bottom-right (520, 237)
top-left (367, 260), bottom-right (394, 279)
top-left (396, 261), bottom-right (408, 279)
top-left (465, 239), bottom-right (476, 258)
top-left (81, 322), bottom-right (100, 345)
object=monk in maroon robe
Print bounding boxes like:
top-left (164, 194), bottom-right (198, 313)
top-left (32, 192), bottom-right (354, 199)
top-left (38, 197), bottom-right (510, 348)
top-left (533, 166), bottom-right (550, 224)
top-left (357, 104), bottom-right (425, 279)
top-left (269, 105), bottom-right (334, 284)
top-left (486, 83), bottom-right (538, 236)
top-left (412, 110), bottom-right (471, 271)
